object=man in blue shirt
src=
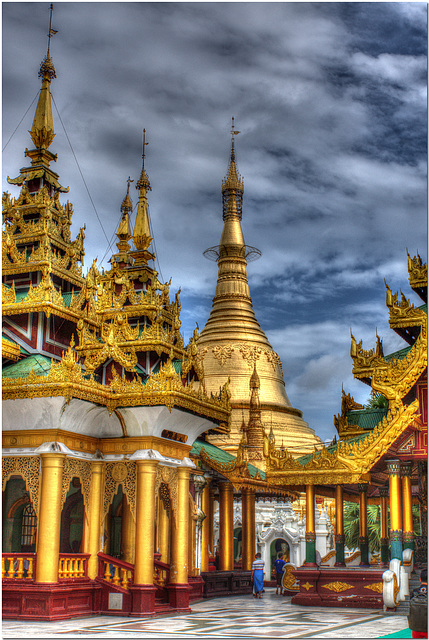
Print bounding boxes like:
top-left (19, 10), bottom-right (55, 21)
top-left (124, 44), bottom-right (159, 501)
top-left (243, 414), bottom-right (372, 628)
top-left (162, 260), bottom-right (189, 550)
top-left (274, 552), bottom-right (286, 595)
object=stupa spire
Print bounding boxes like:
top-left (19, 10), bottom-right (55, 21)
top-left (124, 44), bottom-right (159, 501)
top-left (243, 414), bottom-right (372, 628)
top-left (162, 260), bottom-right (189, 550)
top-left (7, 3), bottom-right (67, 193)
top-left (30, 4), bottom-right (57, 149)
top-left (133, 129), bottom-right (153, 252)
top-left (114, 177), bottom-right (133, 260)
top-left (222, 117), bottom-right (244, 221)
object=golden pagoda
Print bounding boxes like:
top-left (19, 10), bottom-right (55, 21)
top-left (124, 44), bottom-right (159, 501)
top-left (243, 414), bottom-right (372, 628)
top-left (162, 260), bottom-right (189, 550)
top-left (197, 120), bottom-right (321, 456)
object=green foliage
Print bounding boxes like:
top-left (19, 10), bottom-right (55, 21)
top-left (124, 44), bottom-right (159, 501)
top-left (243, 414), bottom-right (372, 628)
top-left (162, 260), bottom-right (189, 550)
top-left (344, 502), bottom-right (383, 552)
top-left (365, 393), bottom-right (388, 409)
top-left (343, 501), bottom-right (422, 551)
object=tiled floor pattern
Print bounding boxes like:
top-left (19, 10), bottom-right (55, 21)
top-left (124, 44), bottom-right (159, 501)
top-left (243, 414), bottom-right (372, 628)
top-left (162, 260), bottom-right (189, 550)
top-left (2, 591), bottom-right (410, 639)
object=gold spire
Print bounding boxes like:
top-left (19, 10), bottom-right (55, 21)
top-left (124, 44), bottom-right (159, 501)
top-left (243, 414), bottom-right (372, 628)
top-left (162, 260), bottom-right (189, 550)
top-left (7, 4), bottom-right (67, 193)
top-left (133, 129), bottom-right (153, 252)
top-left (222, 117), bottom-right (244, 221)
top-left (198, 123), bottom-right (321, 456)
top-left (114, 178), bottom-right (133, 259)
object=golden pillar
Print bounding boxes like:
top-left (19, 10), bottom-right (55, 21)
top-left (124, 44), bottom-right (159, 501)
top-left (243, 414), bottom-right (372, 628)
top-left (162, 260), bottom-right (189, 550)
top-left (158, 498), bottom-right (170, 564)
top-left (379, 485), bottom-right (389, 565)
top-left (241, 488), bottom-right (255, 571)
top-left (35, 452), bottom-right (66, 583)
top-left (134, 459), bottom-right (158, 585)
top-left (334, 485), bottom-right (345, 566)
top-left (85, 459), bottom-right (104, 579)
top-left (387, 459), bottom-right (403, 560)
top-left (201, 481), bottom-right (211, 572)
top-left (305, 484), bottom-right (316, 565)
top-left (401, 461), bottom-right (414, 551)
top-left (218, 482), bottom-right (234, 571)
top-left (121, 494), bottom-right (135, 564)
top-left (170, 466), bottom-right (191, 585)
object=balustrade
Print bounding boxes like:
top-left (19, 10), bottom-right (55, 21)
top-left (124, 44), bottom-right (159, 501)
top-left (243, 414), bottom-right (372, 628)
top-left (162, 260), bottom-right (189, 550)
top-left (2, 553), bottom-right (35, 580)
top-left (98, 552), bottom-right (134, 591)
top-left (58, 554), bottom-right (90, 579)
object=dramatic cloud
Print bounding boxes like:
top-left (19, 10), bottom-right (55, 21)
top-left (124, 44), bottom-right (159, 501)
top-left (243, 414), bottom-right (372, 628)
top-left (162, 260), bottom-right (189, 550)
top-left (2, 2), bottom-right (427, 441)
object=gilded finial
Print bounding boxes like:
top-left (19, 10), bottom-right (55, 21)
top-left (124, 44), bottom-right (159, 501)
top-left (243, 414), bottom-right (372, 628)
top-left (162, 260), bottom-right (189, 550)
top-left (121, 177), bottom-right (134, 214)
top-left (136, 129), bottom-right (151, 191)
top-left (222, 117), bottom-right (244, 220)
top-left (39, 4), bottom-right (57, 81)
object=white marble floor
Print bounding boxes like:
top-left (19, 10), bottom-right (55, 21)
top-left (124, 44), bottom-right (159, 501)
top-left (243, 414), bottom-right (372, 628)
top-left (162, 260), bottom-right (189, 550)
top-left (2, 590), bottom-right (411, 639)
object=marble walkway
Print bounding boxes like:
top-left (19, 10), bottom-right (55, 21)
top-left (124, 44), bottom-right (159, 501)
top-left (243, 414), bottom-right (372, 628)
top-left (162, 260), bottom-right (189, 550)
top-left (2, 590), bottom-right (412, 639)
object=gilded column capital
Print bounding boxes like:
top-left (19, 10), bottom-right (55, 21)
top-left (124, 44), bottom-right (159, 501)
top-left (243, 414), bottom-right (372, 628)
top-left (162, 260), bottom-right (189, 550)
top-left (400, 461), bottom-right (413, 477)
top-left (386, 459), bottom-right (401, 475)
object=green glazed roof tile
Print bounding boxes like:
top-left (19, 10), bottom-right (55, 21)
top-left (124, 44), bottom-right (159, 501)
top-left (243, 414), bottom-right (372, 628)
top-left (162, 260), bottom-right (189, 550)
top-left (190, 439), bottom-right (265, 480)
top-left (345, 407), bottom-right (388, 430)
top-left (384, 345), bottom-right (412, 362)
top-left (3, 354), bottom-right (52, 379)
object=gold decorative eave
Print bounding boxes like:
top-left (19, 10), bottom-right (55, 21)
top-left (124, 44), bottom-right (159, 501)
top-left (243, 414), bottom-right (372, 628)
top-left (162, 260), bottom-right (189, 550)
top-left (2, 347), bottom-right (230, 427)
top-left (2, 338), bottom-right (21, 362)
top-left (408, 252), bottom-right (428, 292)
top-left (199, 446), bottom-right (296, 497)
top-left (351, 319), bottom-right (427, 400)
top-left (264, 400), bottom-right (419, 487)
top-left (386, 283), bottom-right (427, 329)
top-left (334, 414), bottom-right (365, 440)
top-left (2, 261), bottom-right (85, 289)
top-left (2, 299), bottom-right (97, 328)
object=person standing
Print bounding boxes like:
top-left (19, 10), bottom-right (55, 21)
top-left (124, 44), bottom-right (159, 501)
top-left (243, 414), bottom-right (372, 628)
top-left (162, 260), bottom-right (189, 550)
top-left (409, 569), bottom-right (427, 639)
top-left (251, 552), bottom-right (265, 598)
top-left (274, 552), bottom-right (286, 595)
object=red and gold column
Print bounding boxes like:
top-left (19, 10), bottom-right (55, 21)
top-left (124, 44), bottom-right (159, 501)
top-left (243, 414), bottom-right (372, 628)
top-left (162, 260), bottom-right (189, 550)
top-left (218, 482), bottom-right (234, 571)
top-left (131, 457), bottom-right (158, 615)
top-left (241, 488), bottom-right (255, 571)
top-left (401, 461), bottom-right (414, 552)
top-left (334, 485), bottom-right (345, 566)
top-left (169, 465), bottom-right (191, 611)
top-left (379, 486), bottom-right (389, 565)
top-left (85, 459), bottom-right (104, 578)
top-left (35, 452), bottom-right (66, 583)
top-left (358, 483), bottom-right (369, 565)
top-left (387, 459), bottom-right (402, 560)
top-left (121, 494), bottom-right (136, 565)
top-left (305, 484), bottom-right (317, 565)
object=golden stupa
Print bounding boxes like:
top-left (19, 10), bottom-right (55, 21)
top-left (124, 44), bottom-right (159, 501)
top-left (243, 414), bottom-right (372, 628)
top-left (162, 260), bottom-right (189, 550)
top-left (197, 120), bottom-right (321, 457)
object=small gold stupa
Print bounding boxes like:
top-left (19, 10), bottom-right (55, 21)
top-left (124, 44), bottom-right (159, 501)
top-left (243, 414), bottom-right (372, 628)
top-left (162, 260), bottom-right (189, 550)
top-left (197, 119), bottom-right (321, 457)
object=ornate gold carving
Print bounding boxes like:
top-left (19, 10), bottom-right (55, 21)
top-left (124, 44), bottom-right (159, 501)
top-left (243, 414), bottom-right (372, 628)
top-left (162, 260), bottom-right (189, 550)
top-left (364, 582), bottom-right (383, 594)
top-left (237, 344), bottom-right (262, 367)
top-left (282, 564), bottom-right (299, 591)
top-left (408, 252), bottom-right (427, 291)
top-left (323, 581), bottom-right (354, 592)
top-left (265, 350), bottom-right (283, 373)
top-left (302, 582), bottom-right (313, 591)
top-left (111, 462), bottom-right (128, 483)
top-left (212, 345), bottom-right (234, 366)
top-left (386, 283), bottom-right (427, 329)
top-left (2, 342), bottom-right (230, 423)
top-left (61, 457), bottom-right (91, 513)
top-left (103, 461), bottom-right (136, 520)
top-left (155, 466), bottom-right (178, 516)
top-left (264, 399), bottom-right (419, 486)
top-left (2, 456), bottom-right (41, 516)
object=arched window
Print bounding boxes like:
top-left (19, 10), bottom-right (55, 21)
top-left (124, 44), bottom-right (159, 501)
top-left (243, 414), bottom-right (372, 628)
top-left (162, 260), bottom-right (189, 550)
top-left (21, 503), bottom-right (37, 548)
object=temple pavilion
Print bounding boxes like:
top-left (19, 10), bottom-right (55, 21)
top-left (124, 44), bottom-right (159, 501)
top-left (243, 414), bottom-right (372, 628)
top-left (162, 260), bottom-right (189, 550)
top-left (2, 28), bottom-right (295, 621)
top-left (2, 12), bottom-right (426, 622)
top-left (263, 255), bottom-right (427, 608)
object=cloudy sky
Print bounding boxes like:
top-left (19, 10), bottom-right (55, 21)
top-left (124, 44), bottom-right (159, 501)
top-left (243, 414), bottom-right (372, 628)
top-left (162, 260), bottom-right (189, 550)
top-left (2, 2), bottom-right (427, 442)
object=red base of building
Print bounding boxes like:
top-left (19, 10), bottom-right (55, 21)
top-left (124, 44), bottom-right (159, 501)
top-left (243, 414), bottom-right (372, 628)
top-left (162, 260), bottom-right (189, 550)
top-left (166, 583), bottom-right (191, 612)
top-left (188, 575), bottom-right (204, 602)
top-left (2, 580), bottom-right (100, 621)
top-left (129, 584), bottom-right (158, 616)
top-left (292, 567), bottom-right (384, 609)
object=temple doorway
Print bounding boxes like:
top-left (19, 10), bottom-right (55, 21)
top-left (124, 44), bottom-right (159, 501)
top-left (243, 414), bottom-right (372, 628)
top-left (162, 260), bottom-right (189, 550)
top-left (60, 477), bottom-right (84, 553)
top-left (2, 476), bottom-right (37, 553)
top-left (270, 538), bottom-right (290, 579)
